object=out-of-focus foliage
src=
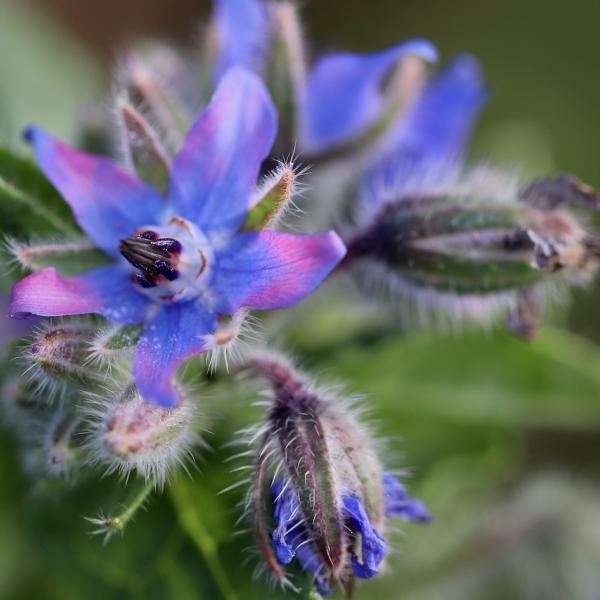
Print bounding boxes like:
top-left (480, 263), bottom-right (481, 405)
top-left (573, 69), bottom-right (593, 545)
top-left (1, 1), bottom-right (600, 599)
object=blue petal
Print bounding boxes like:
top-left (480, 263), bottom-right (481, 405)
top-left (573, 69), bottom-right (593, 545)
top-left (168, 67), bottom-right (276, 236)
top-left (212, 230), bottom-right (345, 313)
top-left (301, 39), bottom-right (437, 153)
top-left (270, 479), bottom-right (331, 595)
top-left (271, 480), bottom-right (300, 566)
top-left (211, 0), bottom-right (271, 81)
top-left (363, 54), bottom-right (486, 207)
top-left (342, 495), bottom-right (388, 579)
top-left (295, 541), bottom-right (332, 596)
top-left (132, 301), bottom-right (216, 407)
top-left (382, 472), bottom-right (432, 523)
top-left (24, 127), bottom-right (165, 258)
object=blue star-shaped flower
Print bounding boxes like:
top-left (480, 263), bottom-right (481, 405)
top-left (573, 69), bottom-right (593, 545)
top-left (9, 68), bottom-right (346, 408)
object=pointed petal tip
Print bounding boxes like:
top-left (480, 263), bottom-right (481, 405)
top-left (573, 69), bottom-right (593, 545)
top-left (403, 38), bottom-right (438, 63)
top-left (22, 126), bottom-right (36, 144)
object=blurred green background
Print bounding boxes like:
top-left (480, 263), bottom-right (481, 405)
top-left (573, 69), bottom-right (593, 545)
top-left (1, 0), bottom-right (600, 599)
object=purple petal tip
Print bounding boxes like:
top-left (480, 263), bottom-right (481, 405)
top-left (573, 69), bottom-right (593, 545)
top-left (22, 126), bottom-right (35, 144)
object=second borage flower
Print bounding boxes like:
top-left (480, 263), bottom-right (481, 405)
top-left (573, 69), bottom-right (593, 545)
top-left (9, 68), bottom-right (346, 408)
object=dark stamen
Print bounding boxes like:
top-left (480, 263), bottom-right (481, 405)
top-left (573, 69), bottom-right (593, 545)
top-left (120, 233), bottom-right (182, 283)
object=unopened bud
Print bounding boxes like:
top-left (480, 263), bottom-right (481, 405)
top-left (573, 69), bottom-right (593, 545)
top-left (87, 384), bottom-right (199, 485)
top-left (24, 319), bottom-right (99, 399)
top-left (243, 354), bottom-right (429, 596)
top-left (345, 173), bottom-right (600, 331)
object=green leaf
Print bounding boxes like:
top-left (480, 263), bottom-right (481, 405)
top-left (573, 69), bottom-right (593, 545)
top-left (0, 146), bottom-right (79, 236)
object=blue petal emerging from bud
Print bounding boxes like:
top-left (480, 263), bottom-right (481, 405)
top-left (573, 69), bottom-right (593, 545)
top-left (270, 473), bottom-right (429, 594)
top-left (382, 472), bottom-right (432, 522)
top-left (271, 480), bottom-right (332, 595)
top-left (342, 495), bottom-right (387, 579)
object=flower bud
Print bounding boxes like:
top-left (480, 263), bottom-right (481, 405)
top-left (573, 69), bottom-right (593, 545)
top-left (23, 319), bottom-right (99, 399)
top-left (346, 171), bottom-right (600, 333)
top-left (244, 355), bottom-right (429, 596)
top-left (87, 383), bottom-right (199, 485)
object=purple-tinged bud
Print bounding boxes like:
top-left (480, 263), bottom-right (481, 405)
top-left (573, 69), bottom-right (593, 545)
top-left (243, 355), bottom-right (429, 596)
top-left (346, 171), bottom-right (600, 334)
top-left (86, 384), bottom-right (199, 485)
top-left (23, 319), bottom-right (100, 399)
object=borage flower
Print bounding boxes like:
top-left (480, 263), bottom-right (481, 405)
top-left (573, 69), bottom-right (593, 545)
top-left (245, 355), bottom-right (430, 596)
top-left (9, 68), bottom-right (346, 407)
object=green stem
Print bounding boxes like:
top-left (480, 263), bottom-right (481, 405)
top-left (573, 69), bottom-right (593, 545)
top-left (169, 477), bottom-right (238, 600)
top-left (117, 479), bottom-right (156, 529)
top-left (90, 478), bottom-right (155, 538)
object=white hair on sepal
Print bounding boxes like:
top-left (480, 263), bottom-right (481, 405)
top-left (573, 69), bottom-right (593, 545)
top-left (249, 151), bottom-right (311, 232)
top-left (202, 309), bottom-right (264, 374)
top-left (81, 381), bottom-right (205, 489)
top-left (86, 323), bottom-right (140, 375)
top-left (1, 235), bottom-right (98, 275)
top-left (357, 159), bottom-right (522, 229)
top-left (346, 257), bottom-right (519, 333)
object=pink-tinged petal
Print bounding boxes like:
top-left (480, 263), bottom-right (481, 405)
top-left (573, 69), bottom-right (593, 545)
top-left (169, 67), bottom-right (277, 235)
top-left (24, 127), bottom-right (166, 258)
top-left (9, 265), bottom-right (150, 324)
top-left (213, 230), bottom-right (346, 313)
top-left (301, 39), bottom-right (437, 153)
top-left (211, 0), bottom-right (271, 81)
top-left (132, 302), bottom-right (216, 408)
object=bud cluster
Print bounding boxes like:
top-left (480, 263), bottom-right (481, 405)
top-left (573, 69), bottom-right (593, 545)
top-left (241, 354), bottom-right (429, 596)
top-left (2, 319), bottom-right (204, 486)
